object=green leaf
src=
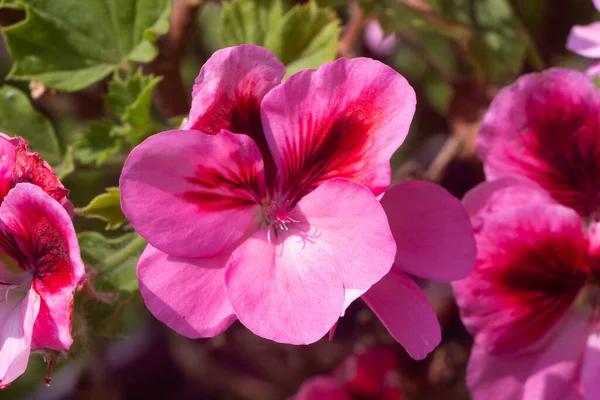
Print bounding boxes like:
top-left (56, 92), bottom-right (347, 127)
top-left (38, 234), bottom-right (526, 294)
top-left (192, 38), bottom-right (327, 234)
top-left (105, 71), bottom-right (162, 144)
top-left (220, 0), bottom-right (341, 75)
top-left (53, 144), bottom-right (75, 179)
top-left (78, 231), bottom-right (146, 338)
top-left (464, 0), bottom-right (528, 83)
top-left (1, 0), bottom-right (172, 91)
top-left (76, 187), bottom-right (127, 230)
top-left (73, 120), bottom-right (124, 166)
top-left (0, 85), bottom-right (61, 165)
top-left (358, 0), bottom-right (470, 42)
top-left (78, 231), bottom-right (146, 292)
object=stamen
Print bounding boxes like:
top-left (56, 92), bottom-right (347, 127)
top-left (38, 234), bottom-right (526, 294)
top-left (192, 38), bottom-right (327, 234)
top-left (265, 200), bottom-right (299, 243)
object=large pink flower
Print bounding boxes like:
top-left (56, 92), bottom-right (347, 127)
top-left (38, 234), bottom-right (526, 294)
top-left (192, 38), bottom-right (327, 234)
top-left (453, 177), bottom-right (600, 399)
top-left (567, 0), bottom-right (600, 76)
top-left (0, 183), bottom-right (85, 389)
top-left (477, 68), bottom-right (600, 218)
top-left (120, 45), bottom-right (475, 347)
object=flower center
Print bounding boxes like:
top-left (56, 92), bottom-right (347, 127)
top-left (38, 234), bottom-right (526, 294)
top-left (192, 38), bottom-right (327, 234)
top-left (265, 200), bottom-right (298, 242)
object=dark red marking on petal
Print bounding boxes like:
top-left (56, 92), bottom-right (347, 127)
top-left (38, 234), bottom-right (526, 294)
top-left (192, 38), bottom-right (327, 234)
top-left (189, 78), bottom-right (277, 186)
top-left (494, 79), bottom-right (600, 217)
top-left (10, 138), bottom-right (68, 204)
top-left (8, 206), bottom-right (75, 294)
top-left (281, 92), bottom-right (379, 202)
top-left (184, 153), bottom-right (264, 211)
top-left (475, 217), bottom-right (589, 352)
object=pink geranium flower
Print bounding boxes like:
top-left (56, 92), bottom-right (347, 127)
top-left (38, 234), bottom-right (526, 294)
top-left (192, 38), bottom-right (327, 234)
top-left (364, 20), bottom-right (398, 58)
top-left (567, 0), bottom-right (600, 76)
top-left (291, 347), bottom-right (403, 400)
top-left (453, 177), bottom-right (600, 399)
top-left (0, 136), bottom-right (84, 389)
top-left (477, 68), bottom-right (600, 218)
top-left (120, 45), bottom-right (475, 349)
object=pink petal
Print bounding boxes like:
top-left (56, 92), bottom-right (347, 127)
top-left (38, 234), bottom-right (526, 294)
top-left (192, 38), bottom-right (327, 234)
top-left (582, 331), bottom-right (600, 399)
top-left (380, 180), bottom-right (476, 281)
top-left (120, 129), bottom-right (264, 258)
top-left (183, 44), bottom-right (285, 176)
top-left (477, 68), bottom-right (600, 217)
top-left (261, 57), bottom-right (415, 200)
top-left (586, 61), bottom-right (600, 77)
top-left (567, 22), bottom-right (600, 58)
top-left (226, 179), bottom-right (395, 344)
top-left (0, 183), bottom-right (85, 351)
top-left (0, 135), bottom-right (16, 201)
top-left (462, 177), bottom-right (557, 233)
top-left (453, 203), bottom-right (588, 354)
top-left (290, 376), bottom-right (351, 400)
top-left (3, 135), bottom-right (69, 205)
top-left (137, 245), bottom-right (236, 338)
top-left (362, 269), bottom-right (441, 360)
top-left (0, 288), bottom-right (40, 389)
top-left (364, 20), bottom-right (398, 58)
top-left (595, 0), bottom-right (600, 12)
top-left (296, 178), bottom-right (395, 290)
top-left (466, 313), bottom-right (587, 400)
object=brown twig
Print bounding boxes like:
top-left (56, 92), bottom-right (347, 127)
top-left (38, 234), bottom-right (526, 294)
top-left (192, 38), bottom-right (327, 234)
top-left (337, 2), bottom-right (365, 59)
top-left (148, 0), bottom-right (203, 118)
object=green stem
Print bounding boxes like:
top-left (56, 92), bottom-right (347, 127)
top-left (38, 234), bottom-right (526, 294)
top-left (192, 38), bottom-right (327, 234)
top-left (98, 235), bottom-right (147, 277)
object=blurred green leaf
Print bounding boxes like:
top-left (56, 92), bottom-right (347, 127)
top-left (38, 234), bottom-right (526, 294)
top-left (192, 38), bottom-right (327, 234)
top-left (358, 0), bottom-right (470, 42)
top-left (0, 85), bottom-right (61, 165)
top-left (1, 0), bottom-right (171, 91)
top-left (78, 231), bottom-right (145, 292)
top-left (78, 231), bottom-right (146, 338)
top-left (465, 0), bottom-right (528, 83)
top-left (106, 71), bottom-right (162, 143)
top-left (220, 0), bottom-right (340, 76)
top-left (74, 120), bottom-right (124, 166)
top-left (76, 187), bottom-right (126, 230)
top-left (53, 144), bottom-right (75, 179)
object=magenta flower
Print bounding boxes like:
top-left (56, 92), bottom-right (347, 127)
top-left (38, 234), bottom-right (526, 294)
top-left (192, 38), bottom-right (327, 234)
top-left (120, 45), bottom-right (475, 348)
top-left (0, 136), bottom-right (84, 388)
top-left (364, 20), bottom-right (398, 58)
top-left (453, 177), bottom-right (600, 399)
top-left (290, 347), bottom-right (403, 400)
top-left (477, 68), bottom-right (600, 218)
top-left (567, 0), bottom-right (600, 76)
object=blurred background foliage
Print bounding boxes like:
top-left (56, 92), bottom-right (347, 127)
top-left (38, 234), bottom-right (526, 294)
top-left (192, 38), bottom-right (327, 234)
top-left (0, 0), bottom-right (596, 398)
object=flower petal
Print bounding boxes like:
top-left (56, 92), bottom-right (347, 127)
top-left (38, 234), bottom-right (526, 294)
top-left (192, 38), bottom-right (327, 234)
top-left (567, 22), bottom-right (600, 58)
top-left (120, 129), bottom-right (264, 258)
top-left (453, 203), bottom-right (588, 354)
top-left (183, 44), bottom-right (285, 176)
top-left (290, 376), bottom-right (351, 400)
top-left (137, 245), bottom-right (236, 338)
top-left (466, 313), bottom-right (587, 400)
top-left (296, 178), bottom-right (395, 290)
top-left (477, 68), bottom-right (600, 217)
top-left (380, 180), bottom-right (476, 281)
top-left (0, 135), bottom-right (16, 202)
top-left (226, 179), bottom-right (394, 344)
top-left (582, 331), bottom-right (600, 399)
top-left (0, 288), bottom-right (40, 389)
top-left (0, 183), bottom-right (85, 351)
top-left (261, 57), bottom-right (415, 200)
top-left (362, 269), bottom-right (440, 360)
top-left (3, 135), bottom-right (68, 205)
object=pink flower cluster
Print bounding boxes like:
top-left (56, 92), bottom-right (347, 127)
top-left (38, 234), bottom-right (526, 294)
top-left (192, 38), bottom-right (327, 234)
top-left (453, 68), bottom-right (600, 399)
top-left (290, 347), bottom-right (402, 400)
top-left (120, 45), bottom-right (476, 357)
top-left (0, 135), bottom-right (84, 388)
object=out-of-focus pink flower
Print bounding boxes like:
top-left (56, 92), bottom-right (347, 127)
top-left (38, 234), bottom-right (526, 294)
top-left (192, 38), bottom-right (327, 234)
top-left (291, 347), bottom-right (403, 400)
top-left (120, 45), bottom-right (475, 349)
top-left (0, 183), bottom-right (85, 389)
top-left (364, 20), bottom-right (398, 58)
top-left (452, 177), bottom-right (600, 399)
top-left (477, 68), bottom-right (600, 218)
top-left (567, 0), bottom-right (600, 76)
